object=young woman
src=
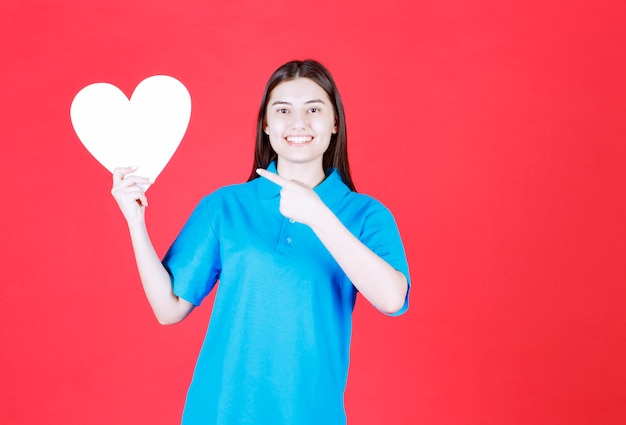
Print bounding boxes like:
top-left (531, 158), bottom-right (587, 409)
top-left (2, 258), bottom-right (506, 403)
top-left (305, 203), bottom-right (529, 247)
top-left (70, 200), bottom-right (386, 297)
top-left (111, 60), bottom-right (410, 424)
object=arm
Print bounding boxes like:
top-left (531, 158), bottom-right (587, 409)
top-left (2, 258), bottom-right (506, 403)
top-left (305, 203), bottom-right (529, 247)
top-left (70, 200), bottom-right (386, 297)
top-left (111, 167), bottom-right (194, 325)
top-left (256, 169), bottom-right (408, 315)
top-left (308, 208), bottom-right (408, 315)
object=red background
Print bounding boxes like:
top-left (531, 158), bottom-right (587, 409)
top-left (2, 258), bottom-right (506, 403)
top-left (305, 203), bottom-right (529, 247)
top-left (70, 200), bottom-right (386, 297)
top-left (2, 1), bottom-right (626, 424)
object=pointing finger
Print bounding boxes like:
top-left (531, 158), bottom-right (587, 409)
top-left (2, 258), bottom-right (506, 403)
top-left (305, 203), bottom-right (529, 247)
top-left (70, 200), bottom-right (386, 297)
top-left (256, 168), bottom-right (290, 188)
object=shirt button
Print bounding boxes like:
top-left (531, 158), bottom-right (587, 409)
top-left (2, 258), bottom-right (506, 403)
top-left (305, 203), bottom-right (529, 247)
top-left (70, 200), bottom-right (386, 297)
top-left (289, 218), bottom-right (295, 224)
top-left (285, 237), bottom-right (292, 244)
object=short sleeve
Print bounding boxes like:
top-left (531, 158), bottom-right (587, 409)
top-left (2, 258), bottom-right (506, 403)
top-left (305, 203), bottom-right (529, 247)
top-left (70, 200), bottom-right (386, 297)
top-left (359, 204), bottom-right (411, 316)
top-left (162, 197), bottom-right (221, 306)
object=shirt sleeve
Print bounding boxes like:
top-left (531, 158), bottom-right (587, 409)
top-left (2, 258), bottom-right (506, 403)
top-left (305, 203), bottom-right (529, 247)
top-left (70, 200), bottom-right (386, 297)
top-left (359, 202), bottom-right (411, 316)
top-left (162, 196), bottom-right (221, 306)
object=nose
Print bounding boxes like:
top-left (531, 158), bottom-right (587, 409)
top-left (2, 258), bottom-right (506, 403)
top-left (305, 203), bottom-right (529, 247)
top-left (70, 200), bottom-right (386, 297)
top-left (290, 110), bottom-right (307, 130)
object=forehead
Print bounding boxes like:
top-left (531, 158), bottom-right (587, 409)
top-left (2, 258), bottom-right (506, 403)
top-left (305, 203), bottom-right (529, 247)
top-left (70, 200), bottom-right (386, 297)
top-left (268, 78), bottom-right (331, 104)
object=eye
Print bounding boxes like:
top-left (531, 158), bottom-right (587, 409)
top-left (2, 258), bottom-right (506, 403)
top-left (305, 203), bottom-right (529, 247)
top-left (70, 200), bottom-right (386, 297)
top-left (308, 107), bottom-right (320, 113)
top-left (277, 108), bottom-right (289, 114)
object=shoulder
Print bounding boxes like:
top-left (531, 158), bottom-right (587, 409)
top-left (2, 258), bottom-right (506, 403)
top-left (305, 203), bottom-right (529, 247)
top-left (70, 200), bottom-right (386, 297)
top-left (180, 180), bottom-right (258, 236)
top-left (321, 170), bottom-right (390, 216)
top-left (198, 180), bottom-right (257, 204)
top-left (339, 190), bottom-right (404, 239)
top-left (342, 190), bottom-right (391, 215)
top-left (187, 180), bottom-right (258, 223)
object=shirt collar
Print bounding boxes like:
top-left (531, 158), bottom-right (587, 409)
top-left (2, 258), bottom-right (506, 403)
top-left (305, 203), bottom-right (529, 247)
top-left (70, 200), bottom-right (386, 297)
top-left (257, 161), bottom-right (351, 208)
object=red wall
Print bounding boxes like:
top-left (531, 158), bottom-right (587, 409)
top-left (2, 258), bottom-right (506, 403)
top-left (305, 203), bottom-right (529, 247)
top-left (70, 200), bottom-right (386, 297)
top-left (2, 1), bottom-right (625, 424)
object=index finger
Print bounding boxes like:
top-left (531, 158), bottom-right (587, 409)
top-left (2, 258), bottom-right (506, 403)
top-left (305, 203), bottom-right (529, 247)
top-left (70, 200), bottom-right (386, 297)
top-left (256, 168), bottom-right (289, 188)
top-left (112, 166), bottom-right (138, 184)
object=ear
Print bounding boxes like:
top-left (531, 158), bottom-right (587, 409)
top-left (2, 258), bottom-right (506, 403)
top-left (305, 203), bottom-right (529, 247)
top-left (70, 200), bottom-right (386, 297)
top-left (264, 126), bottom-right (269, 135)
top-left (332, 123), bottom-right (338, 134)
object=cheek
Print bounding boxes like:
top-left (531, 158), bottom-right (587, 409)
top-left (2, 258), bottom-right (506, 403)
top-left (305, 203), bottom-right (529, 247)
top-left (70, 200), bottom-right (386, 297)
top-left (266, 118), bottom-right (285, 135)
top-left (267, 132), bottom-right (283, 151)
top-left (314, 117), bottom-right (336, 135)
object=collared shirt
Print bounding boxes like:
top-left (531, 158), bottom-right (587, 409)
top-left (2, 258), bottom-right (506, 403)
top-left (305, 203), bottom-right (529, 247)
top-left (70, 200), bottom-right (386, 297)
top-left (163, 162), bottom-right (410, 424)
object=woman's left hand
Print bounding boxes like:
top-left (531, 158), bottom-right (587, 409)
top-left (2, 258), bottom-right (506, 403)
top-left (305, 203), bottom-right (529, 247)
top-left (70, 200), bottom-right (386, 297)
top-left (258, 168), bottom-right (408, 315)
top-left (256, 168), bottom-right (329, 228)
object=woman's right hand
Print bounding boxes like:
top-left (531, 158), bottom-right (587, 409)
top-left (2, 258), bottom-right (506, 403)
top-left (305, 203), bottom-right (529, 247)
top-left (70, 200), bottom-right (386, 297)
top-left (111, 167), bottom-right (193, 324)
top-left (111, 166), bottom-right (153, 225)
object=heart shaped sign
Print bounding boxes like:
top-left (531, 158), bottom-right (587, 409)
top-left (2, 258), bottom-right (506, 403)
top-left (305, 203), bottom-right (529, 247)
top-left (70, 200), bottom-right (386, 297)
top-left (70, 75), bottom-right (191, 185)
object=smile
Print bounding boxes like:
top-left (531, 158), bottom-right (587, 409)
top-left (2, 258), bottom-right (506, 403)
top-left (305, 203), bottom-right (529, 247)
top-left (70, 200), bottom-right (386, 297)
top-left (286, 136), bottom-right (313, 145)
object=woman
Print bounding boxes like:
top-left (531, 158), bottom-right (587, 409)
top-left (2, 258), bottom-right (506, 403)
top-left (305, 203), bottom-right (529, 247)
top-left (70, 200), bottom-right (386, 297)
top-left (111, 59), bottom-right (410, 424)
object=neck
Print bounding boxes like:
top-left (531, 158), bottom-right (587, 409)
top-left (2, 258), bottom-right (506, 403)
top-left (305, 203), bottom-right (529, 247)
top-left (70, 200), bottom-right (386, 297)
top-left (276, 160), bottom-right (326, 188)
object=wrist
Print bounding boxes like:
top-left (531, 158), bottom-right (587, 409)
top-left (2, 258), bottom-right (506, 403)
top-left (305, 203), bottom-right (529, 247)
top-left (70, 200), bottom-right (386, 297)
top-left (127, 216), bottom-right (147, 234)
top-left (309, 204), bottom-right (338, 233)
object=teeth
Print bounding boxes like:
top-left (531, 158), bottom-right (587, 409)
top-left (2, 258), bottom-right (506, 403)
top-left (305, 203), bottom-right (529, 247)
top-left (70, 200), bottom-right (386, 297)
top-left (286, 136), bottom-right (312, 144)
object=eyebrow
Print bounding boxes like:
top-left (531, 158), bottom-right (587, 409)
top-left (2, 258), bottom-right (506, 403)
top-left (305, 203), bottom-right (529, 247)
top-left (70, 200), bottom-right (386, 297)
top-left (270, 99), bottom-right (327, 106)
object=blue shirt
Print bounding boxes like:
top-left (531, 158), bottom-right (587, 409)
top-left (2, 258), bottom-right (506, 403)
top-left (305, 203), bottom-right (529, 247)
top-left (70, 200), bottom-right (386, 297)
top-left (163, 162), bottom-right (410, 424)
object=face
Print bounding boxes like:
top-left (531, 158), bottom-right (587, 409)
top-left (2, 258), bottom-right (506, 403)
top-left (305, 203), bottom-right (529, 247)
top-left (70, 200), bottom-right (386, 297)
top-left (264, 78), bottom-right (337, 170)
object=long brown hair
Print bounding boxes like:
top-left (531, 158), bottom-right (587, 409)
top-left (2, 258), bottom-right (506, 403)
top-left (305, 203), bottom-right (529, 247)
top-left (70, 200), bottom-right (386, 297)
top-left (247, 60), bottom-right (356, 191)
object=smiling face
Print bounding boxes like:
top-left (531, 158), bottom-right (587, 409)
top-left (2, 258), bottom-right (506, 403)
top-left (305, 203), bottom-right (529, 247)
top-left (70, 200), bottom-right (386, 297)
top-left (264, 77), bottom-right (337, 172)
